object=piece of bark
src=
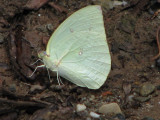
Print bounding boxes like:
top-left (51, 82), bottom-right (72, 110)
top-left (7, 26), bottom-right (37, 81)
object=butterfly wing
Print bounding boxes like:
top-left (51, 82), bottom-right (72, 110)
top-left (46, 5), bottom-right (111, 89)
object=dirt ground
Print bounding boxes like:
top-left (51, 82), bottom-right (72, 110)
top-left (0, 0), bottom-right (160, 120)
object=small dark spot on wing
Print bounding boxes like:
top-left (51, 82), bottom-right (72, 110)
top-left (70, 28), bottom-right (74, 33)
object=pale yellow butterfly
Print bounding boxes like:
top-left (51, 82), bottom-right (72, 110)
top-left (37, 5), bottom-right (111, 89)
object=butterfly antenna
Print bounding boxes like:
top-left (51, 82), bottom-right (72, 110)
top-left (30, 59), bottom-right (43, 66)
top-left (29, 65), bottom-right (45, 77)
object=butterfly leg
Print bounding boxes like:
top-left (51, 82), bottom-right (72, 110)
top-left (58, 76), bottom-right (63, 85)
top-left (56, 71), bottom-right (60, 85)
top-left (29, 65), bottom-right (45, 77)
top-left (46, 68), bottom-right (52, 83)
top-left (56, 71), bottom-right (64, 85)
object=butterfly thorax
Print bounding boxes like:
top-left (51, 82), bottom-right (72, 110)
top-left (38, 51), bottom-right (58, 71)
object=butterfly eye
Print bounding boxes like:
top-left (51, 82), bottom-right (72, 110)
top-left (43, 51), bottom-right (50, 57)
top-left (38, 51), bottom-right (47, 58)
top-left (43, 51), bottom-right (46, 55)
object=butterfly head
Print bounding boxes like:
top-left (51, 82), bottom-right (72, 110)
top-left (38, 51), bottom-right (50, 59)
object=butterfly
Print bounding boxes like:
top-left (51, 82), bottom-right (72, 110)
top-left (32, 5), bottom-right (111, 89)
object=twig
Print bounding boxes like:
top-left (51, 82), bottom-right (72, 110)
top-left (0, 98), bottom-right (47, 108)
top-left (152, 26), bottom-right (160, 60)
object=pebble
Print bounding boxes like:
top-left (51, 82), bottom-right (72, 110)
top-left (134, 96), bottom-right (151, 102)
top-left (30, 84), bottom-right (44, 92)
top-left (89, 95), bottom-right (95, 101)
top-left (38, 14), bottom-right (41, 16)
top-left (112, 113), bottom-right (126, 120)
top-left (140, 83), bottom-right (155, 97)
top-left (156, 85), bottom-right (160, 90)
top-left (76, 104), bottom-right (86, 112)
top-left (46, 24), bottom-right (54, 31)
top-left (89, 112), bottom-right (100, 119)
top-left (99, 103), bottom-right (122, 115)
top-left (86, 117), bottom-right (91, 120)
top-left (142, 117), bottom-right (155, 120)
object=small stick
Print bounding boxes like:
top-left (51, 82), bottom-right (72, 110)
top-left (0, 98), bottom-right (47, 108)
top-left (152, 26), bottom-right (160, 60)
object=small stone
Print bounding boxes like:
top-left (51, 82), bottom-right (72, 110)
top-left (112, 113), bottom-right (126, 120)
top-left (142, 117), bottom-right (155, 120)
top-left (86, 117), bottom-right (91, 120)
top-left (156, 85), bottom-right (160, 90)
top-left (89, 95), bottom-right (95, 101)
top-left (151, 64), bottom-right (155, 68)
top-left (134, 96), bottom-right (151, 102)
top-left (89, 112), bottom-right (100, 118)
top-left (30, 84), bottom-right (45, 92)
top-left (140, 83), bottom-right (155, 97)
top-left (99, 103), bottom-right (122, 115)
top-left (46, 24), bottom-right (54, 31)
top-left (76, 104), bottom-right (86, 112)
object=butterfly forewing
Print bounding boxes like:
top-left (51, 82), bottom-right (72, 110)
top-left (45, 5), bottom-right (111, 89)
